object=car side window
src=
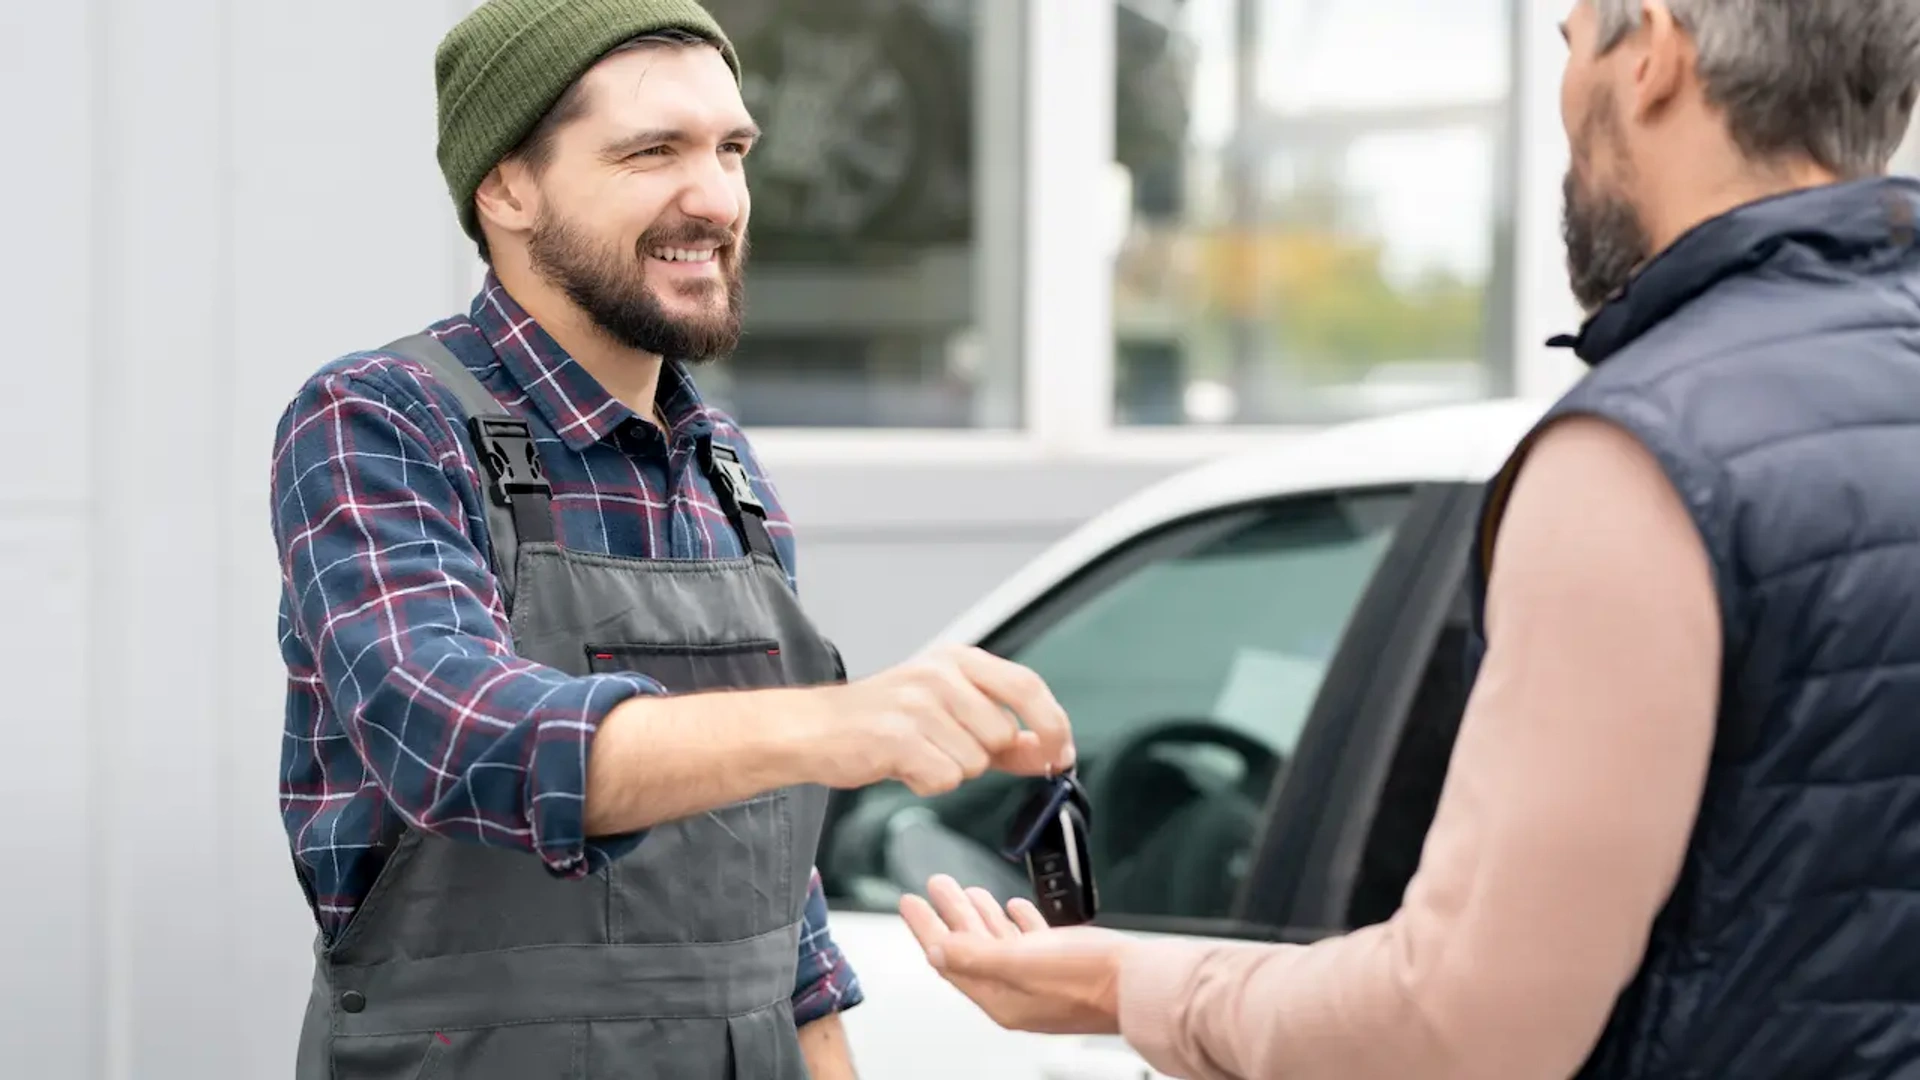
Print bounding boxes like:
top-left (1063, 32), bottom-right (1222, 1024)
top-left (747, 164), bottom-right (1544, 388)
top-left (820, 487), bottom-right (1414, 926)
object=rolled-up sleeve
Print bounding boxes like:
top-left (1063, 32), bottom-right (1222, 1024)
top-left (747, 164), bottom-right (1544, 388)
top-left (271, 363), bottom-right (664, 875)
top-left (1117, 415), bottom-right (1723, 1080)
top-left (791, 867), bottom-right (865, 1024)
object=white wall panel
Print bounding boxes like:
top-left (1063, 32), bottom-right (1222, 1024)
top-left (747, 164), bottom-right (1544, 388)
top-left (0, 0), bottom-right (91, 507)
top-left (0, 516), bottom-right (92, 1075)
top-left (89, 0), bottom-right (233, 1070)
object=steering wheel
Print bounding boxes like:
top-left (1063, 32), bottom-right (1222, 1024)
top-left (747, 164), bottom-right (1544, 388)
top-left (1083, 719), bottom-right (1283, 890)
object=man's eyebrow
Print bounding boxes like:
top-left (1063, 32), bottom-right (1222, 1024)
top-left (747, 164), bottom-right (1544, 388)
top-left (600, 124), bottom-right (762, 158)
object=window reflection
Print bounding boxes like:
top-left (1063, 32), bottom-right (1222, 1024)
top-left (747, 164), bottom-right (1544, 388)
top-left (1114, 0), bottom-right (1514, 425)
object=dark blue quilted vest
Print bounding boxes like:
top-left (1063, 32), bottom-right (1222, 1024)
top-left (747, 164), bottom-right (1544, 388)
top-left (1468, 176), bottom-right (1920, 1079)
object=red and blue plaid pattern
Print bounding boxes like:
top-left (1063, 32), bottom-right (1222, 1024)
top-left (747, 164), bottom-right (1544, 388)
top-left (270, 274), bottom-right (860, 1024)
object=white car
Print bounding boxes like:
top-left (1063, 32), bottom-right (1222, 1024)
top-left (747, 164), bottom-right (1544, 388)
top-left (823, 396), bottom-right (1550, 1080)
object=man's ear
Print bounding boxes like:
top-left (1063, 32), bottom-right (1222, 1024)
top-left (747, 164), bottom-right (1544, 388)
top-left (473, 161), bottom-right (539, 240)
top-left (1627, 0), bottom-right (1690, 122)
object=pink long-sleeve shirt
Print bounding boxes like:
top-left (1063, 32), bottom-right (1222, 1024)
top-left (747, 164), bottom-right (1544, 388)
top-left (1117, 415), bottom-right (1724, 1080)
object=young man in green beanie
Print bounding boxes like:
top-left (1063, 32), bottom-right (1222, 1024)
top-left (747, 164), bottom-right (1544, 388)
top-left (268, 2), bottom-right (1077, 1077)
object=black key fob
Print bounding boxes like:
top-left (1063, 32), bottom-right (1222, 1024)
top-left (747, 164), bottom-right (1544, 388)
top-left (1000, 769), bottom-right (1099, 926)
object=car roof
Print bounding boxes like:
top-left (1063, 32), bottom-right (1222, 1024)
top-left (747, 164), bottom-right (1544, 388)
top-left (934, 396), bottom-right (1552, 646)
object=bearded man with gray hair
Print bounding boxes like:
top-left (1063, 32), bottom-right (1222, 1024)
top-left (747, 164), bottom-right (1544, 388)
top-left (896, 2), bottom-right (1920, 1077)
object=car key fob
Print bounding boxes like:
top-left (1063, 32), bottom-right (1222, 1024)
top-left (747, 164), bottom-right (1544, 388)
top-left (1000, 769), bottom-right (1099, 926)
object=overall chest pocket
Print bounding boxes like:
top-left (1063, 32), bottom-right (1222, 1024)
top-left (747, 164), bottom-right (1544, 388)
top-left (586, 639), bottom-right (788, 693)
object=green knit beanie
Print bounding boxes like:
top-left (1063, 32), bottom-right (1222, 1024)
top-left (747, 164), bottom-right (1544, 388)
top-left (435, 0), bottom-right (741, 243)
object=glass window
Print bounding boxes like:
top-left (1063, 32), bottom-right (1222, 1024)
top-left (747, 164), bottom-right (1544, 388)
top-left (695, 0), bottom-right (1024, 428)
top-left (1112, 0), bottom-right (1514, 425)
top-left (819, 488), bottom-right (1413, 924)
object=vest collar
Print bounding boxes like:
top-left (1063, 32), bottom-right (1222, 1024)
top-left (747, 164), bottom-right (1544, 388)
top-left (1551, 176), bottom-right (1920, 366)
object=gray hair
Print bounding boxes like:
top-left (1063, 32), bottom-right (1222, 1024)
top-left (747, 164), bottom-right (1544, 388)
top-left (1591, 0), bottom-right (1920, 177)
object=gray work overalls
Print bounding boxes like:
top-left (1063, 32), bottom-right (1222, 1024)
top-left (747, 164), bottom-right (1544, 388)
top-left (294, 335), bottom-right (837, 1079)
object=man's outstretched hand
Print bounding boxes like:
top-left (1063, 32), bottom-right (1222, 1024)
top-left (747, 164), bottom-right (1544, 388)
top-left (899, 874), bottom-right (1129, 1036)
top-left (793, 645), bottom-right (1076, 796)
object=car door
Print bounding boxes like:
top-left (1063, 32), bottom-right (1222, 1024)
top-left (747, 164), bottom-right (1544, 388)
top-left (1254, 480), bottom-right (1486, 940)
top-left (823, 480), bottom-right (1475, 1080)
top-left (1232, 479), bottom-right (1485, 935)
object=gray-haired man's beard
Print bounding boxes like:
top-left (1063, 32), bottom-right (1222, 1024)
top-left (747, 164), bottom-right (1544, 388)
top-left (1561, 167), bottom-right (1652, 314)
top-left (528, 212), bottom-right (746, 362)
top-left (1561, 88), bottom-right (1653, 315)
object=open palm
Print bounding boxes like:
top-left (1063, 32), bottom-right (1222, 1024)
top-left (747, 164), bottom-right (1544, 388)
top-left (899, 874), bottom-right (1129, 1036)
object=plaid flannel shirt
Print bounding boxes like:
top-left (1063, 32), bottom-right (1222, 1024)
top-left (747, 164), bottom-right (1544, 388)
top-left (269, 273), bottom-right (862, 1025)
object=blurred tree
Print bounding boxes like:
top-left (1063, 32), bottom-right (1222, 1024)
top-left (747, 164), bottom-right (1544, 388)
top-left (1192, 217), bottom-right (1484, 378)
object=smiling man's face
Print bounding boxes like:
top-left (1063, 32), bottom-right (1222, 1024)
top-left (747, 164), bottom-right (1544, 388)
top-left (518, 39), bottom-right (757, 360)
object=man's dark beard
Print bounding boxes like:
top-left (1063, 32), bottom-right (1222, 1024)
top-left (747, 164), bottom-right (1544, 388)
top-left (528, 210), bottom-right (746, 361)
top-left (1561, 89), bottom-right (1653, 313)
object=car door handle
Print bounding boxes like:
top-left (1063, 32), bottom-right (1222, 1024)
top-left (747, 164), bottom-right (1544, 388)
top-left (1039, 1036), bottom-right (1173, 1080)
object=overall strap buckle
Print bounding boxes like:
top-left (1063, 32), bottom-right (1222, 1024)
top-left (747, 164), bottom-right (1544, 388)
top-left (707, 442), bottom-right (763, 512)
top-left (467, 416), bottom-right (555, 544)
top-left (702, 440), bottom-right (777, 561)
top-left (469, 417), bottom-right (551, 504)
